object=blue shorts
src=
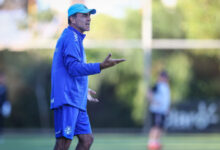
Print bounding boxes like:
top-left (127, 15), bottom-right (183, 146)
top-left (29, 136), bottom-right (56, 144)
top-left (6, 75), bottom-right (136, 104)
top-left (54, 105), bottom-right (92, 140)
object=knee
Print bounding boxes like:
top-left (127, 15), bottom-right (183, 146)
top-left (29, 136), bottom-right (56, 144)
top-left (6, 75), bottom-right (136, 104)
top-left (79, 134), bottom-right (94, 148)
top-left (85, 135), bottom-right (94, 147)
top-left (88, 135), bottom-right (94, 145)
top-left (54, 138), bottom-right (72, 150)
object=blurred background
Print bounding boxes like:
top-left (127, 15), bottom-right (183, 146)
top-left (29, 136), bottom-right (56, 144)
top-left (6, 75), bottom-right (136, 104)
top-left (0, 0), bottom-right (220, 149)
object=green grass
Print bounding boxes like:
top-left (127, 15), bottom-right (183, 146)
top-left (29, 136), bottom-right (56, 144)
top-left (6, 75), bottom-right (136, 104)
top-left (0, 132), bottom-right (220, 150)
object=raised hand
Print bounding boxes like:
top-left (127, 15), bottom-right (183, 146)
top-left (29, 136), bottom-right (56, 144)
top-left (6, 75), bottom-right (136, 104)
top-left (100, 53), bottom-right (126, 70)
top-left (87, 88), bottom-right (99, 103)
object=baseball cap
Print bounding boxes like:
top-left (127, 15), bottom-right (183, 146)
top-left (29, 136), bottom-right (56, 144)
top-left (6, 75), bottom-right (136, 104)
top-left (68, 4), bottom-right (96, 17)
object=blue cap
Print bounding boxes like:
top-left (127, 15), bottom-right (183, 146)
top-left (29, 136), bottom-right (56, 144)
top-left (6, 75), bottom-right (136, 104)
top-left (68, 4), bottom-right (96, 17)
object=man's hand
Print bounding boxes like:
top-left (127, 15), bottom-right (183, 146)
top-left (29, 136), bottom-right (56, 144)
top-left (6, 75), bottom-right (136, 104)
top-left (100, 53), bottom-right (126, 70)
top-left (87, 88), bottom-right (99, 103)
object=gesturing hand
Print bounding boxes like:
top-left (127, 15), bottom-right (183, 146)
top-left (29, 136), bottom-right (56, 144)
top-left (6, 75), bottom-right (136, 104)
top-left (100, 53), bottom-right (126, 70)
top-left (87, 88), bottom-right (99, 103)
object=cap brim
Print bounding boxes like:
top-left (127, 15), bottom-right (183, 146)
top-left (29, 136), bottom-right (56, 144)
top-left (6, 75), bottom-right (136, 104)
top-left (89, 9), bottom-right (96, 14)
top-left (80, 9), bottom-right (96, 15)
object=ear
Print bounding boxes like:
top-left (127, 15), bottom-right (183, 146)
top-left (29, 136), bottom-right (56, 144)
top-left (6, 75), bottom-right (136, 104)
top-left (70, 16), bottom-right (76, 24)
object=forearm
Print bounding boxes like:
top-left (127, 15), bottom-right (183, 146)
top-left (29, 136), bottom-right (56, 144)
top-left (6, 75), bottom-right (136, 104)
top-left (66, 58), bottom-right (101, 76)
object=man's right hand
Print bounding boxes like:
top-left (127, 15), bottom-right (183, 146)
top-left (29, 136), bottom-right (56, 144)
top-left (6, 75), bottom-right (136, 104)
top-left (100, 53), bottom-right (126, 70)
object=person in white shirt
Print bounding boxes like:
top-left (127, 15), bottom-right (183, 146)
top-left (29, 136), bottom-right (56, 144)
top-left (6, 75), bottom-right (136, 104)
top-left (147, 71), bottom-right (171, 150)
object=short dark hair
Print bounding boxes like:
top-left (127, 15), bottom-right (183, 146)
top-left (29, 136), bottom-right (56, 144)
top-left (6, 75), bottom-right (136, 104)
top-left (160, 70), bottom-right (168, 78)
top-left (68, 14), bottom-right (77, 25)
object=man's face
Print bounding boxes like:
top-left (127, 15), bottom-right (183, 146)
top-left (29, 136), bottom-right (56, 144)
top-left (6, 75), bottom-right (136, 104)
top-left (71, 13), bottom-right (91, 33)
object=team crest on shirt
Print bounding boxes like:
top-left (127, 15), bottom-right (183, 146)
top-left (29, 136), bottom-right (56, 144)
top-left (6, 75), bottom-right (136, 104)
top-left (65, 126), bottom-right (72, 135)
top-left (73, 32), bottom-right (78, 42)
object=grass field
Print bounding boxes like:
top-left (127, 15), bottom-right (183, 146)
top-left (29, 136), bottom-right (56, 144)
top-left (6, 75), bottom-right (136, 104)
top-left (0, 132), bottom-right (220, 150)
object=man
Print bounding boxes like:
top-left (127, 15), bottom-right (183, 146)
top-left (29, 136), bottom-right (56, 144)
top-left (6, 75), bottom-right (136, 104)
top-left (147, 71), bottom-right (171, 150)
top-left (0, 71), bottom-right (7, 142)
top-left (50, 3), bottom-right (125, 150)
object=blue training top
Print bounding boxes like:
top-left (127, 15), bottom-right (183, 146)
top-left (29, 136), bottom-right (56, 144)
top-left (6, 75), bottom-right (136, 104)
top-left (50, 26), bottom-right (101, 111)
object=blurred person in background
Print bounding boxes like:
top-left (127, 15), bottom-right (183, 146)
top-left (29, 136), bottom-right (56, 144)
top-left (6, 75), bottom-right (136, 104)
top-left (147, 70), bottom-right (171, 150)
top-left (0, 70), bottom-right (10, 143)
top-left (50, 3), bottom-right (125, 150)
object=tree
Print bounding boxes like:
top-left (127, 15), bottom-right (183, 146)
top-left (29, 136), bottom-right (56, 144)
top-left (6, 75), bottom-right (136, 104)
top-left (179, 0), bottom-right (220, 39)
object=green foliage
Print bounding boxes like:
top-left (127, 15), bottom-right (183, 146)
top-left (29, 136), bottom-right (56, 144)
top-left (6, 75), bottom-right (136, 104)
top-left (187, 50), bottom-right (220, 100)
top-left (87, 9), bottom-right (142, 39)
top-left (123, 9), bottom-right (142, 39)
top-left (87, 14), bottom-right (124, 39)
top-left (166, 52), bottom-right (192, 102)
top-left (93, 0), bottom-right (220, 39)
top-left (152, 0), bottom-right (185, 38)
top-left (88, 1), bottom-right (188, 39)
top-left (179, 0), bottom-right (220, 38)
top-left (87, 49), bottom-right (145, 126)
top-left (0, 50), bottom-right (53, 128)
top-left (36, 9), bottom-right (55, 22)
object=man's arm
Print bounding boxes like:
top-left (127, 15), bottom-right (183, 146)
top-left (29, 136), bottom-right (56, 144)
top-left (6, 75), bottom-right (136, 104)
top-left (64, 53), bottom-right (125, 77)
top-left (63, 37), bottom-right (101, 77)
top-left (64, 56), bottom-right (101, 77)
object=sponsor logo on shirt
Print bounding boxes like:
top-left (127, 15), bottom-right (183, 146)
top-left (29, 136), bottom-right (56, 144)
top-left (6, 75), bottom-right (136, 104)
top-left (51, 98), bottom-right (54, 103)
top-left (55, 130), bottom-right (61, 135)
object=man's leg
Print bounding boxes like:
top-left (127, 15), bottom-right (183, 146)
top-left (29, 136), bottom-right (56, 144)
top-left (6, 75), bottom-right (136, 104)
top-left (53, 105), bottom-right (79, 150)
top-left (75, 134), bottom-right (94, 150)
top-left (54, 137), bottom-right (72, 150)
top-left (151, 126), bottom-right (161, 141)
top-left (75, 109), bottom-right (93, 150)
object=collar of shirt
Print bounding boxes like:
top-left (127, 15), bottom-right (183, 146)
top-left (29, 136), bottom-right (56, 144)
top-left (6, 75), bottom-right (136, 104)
top-left (67, 26), bottom-right (86, 40)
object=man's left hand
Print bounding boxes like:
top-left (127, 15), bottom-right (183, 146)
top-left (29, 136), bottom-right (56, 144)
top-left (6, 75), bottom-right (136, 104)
top-left (87, 88), bottom-right (99, 102)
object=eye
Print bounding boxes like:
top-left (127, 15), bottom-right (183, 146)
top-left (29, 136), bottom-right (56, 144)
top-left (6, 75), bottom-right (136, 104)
top-left (83, 13), bottom-right (90, 17)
